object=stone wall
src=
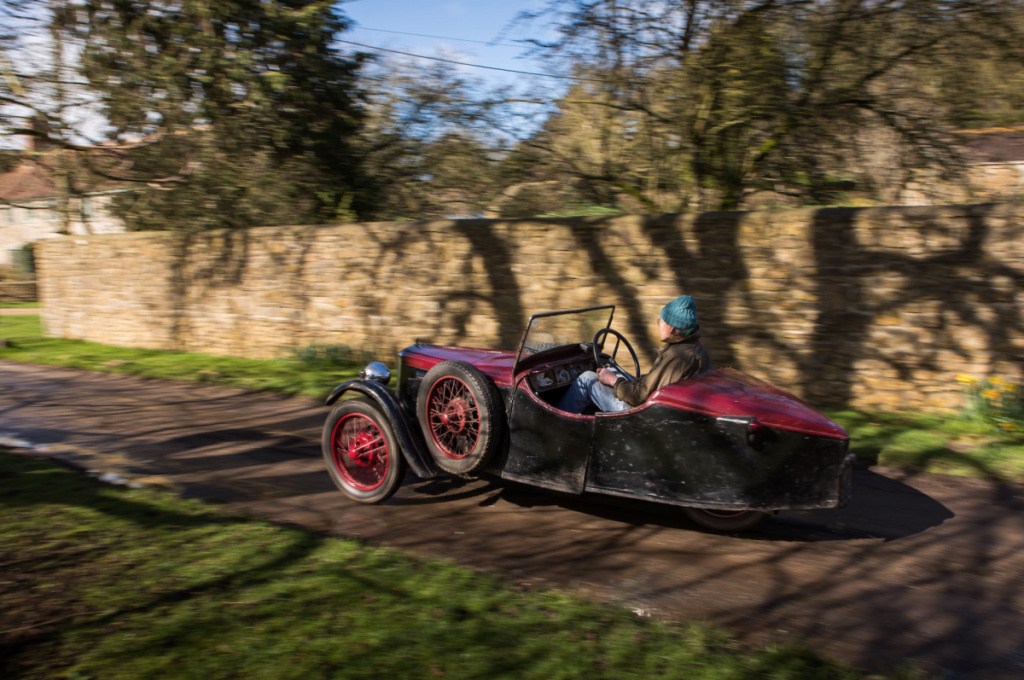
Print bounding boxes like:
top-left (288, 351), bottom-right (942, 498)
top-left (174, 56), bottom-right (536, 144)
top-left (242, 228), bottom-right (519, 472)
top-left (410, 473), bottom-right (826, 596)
top-left (969, 163), bottom-right (1024, 201)
top-left (35, 203), bottom-right (1024, 412)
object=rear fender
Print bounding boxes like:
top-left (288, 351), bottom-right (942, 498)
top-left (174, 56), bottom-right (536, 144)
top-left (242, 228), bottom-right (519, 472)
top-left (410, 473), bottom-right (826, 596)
top-left (326, 380), bottom-right (439, 479)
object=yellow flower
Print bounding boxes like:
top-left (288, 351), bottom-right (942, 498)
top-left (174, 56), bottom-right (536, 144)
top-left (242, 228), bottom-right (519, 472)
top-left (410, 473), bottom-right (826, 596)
top-left (999, 422), bottom-right (1016, 431)
top-left (990, 376), bottom-right (1004, 385)
top-left (956, 374), bottom-right (976, 384)
top-left (981, 389), bottom-right (1000, 400)
top-left (1003, 383), bottom-right (1019, 393)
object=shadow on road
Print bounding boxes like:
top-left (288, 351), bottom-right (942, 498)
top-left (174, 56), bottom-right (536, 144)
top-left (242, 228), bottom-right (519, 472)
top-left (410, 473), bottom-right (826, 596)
top-left (404, 467), bottom-right (954, 544)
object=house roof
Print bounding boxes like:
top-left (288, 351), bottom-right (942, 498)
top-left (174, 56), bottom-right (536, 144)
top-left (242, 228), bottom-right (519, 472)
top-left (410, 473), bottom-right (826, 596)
top-left (0, 163), bottom-right (58, 202)
top-left (0, 160), bottom-right (128, 203)
top-left (958, 127), bottom-right (1024, 164)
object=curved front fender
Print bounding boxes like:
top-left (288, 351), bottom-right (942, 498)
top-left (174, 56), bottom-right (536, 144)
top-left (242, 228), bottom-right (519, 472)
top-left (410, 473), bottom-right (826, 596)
top-left (325, 380), bottom-right (438, 480)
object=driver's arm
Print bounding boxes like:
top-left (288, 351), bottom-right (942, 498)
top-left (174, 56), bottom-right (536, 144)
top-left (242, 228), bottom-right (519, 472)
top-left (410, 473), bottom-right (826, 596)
top-left (612, 372), bottom-right (655, 407)
top-left (612, 351), bottom-right (687, 407)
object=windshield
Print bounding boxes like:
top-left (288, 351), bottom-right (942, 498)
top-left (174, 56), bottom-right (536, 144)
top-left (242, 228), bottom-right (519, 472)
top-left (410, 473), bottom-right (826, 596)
top-left (515, 306), bottom-right (615, 369)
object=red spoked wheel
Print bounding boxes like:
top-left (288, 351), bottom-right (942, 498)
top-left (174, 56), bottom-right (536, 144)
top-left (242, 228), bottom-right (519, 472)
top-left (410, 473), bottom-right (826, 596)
top-left (333, 414), bottom-right (390, 490)
top-left (426, 376), bottom-right (480, 460)
top-left (322, 399), bottom-right (404, 503)
top-left (416, 361), bottom-right (504, 476)
top-left (682, 507), bottom-right (768, 532)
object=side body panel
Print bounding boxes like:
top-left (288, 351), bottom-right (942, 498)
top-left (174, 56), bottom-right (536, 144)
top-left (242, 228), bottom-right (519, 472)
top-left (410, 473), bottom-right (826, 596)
top-left (589, 404), bottom-right (850, 510)
top-left (501, 382), bottom-right (593, 493)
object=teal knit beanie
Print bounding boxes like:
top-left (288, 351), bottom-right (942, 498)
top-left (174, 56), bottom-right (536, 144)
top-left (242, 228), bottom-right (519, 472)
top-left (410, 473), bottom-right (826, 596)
top-left (660, 295), bottom-right (698, 331)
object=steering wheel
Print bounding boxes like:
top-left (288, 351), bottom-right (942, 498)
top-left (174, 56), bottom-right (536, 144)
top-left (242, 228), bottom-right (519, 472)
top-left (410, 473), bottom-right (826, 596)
top-left (592, 328), bottom-right (641, 384)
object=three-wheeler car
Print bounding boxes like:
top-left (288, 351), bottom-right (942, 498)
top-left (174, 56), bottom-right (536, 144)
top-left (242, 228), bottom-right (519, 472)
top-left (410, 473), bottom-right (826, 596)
top-left (321, 305), bottom-right (852, 531)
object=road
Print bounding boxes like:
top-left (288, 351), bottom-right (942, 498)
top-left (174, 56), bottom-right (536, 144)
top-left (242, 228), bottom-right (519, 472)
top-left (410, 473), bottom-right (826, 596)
top-left (2, 360), bottom-right (1023, 679)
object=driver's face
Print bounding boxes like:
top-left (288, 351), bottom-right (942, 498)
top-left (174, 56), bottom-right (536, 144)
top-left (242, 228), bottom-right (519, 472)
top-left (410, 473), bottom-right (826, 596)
top-left (657, 316), bottom-right (674, 341)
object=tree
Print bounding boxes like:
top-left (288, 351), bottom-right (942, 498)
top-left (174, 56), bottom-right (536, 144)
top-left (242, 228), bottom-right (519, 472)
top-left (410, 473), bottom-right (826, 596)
top-left (912, 8), bottom-right (1024, 130)
top-left (2, 1), bottom-right (104, 233)
top-left (354, 60), bottom-right (508, 220)
top-left (70, 0), bottom-right (369, 230)
top-left (2, 0), bottom-right (196, 233)
top-left (516, 0), bottom-right (1024, 211)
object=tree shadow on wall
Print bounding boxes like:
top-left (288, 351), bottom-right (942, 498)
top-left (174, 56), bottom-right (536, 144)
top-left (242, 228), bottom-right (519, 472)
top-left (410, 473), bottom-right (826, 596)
top-left (800, 205), bottom-right (1024, 408)
top-left (358, 220), bottom-right (526, 351)
top-left (800, 208), bottom-right (872, 407)
top-left (450, 220), bottom-right (525, 349)
top-left (159, 205), bottom-right (1023, 412)
top-left (167, 226), bottom-right (331, 353)
top-left (568, 220), bottom-right (657, 363)
top-left (638, 211), bottom-right (749, 368)
top-left (167, 229), bottom-right (254, 351)
top-left (638, 205), bottom-right (1024, 411)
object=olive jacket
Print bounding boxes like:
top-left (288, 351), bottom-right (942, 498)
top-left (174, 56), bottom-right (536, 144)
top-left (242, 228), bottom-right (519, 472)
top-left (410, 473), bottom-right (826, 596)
top-left (612, 329), bottom-right (713, 407)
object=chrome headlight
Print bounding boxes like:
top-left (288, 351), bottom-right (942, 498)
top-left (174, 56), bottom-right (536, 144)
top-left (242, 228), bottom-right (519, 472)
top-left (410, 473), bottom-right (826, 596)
top-left (359, 361), bottom-right (391, 385)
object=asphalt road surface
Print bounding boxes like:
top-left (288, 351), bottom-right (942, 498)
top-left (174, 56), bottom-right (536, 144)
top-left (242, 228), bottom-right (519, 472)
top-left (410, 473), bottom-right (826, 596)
top-left (2, 360), bottom-right (1023, 679)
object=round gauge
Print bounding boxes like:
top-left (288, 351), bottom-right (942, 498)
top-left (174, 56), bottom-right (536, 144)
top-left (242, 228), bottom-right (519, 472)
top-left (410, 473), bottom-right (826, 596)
top-left (570, 367), bottom-right (579, 379)
top-left (557, 369), bottom-right (570, 384)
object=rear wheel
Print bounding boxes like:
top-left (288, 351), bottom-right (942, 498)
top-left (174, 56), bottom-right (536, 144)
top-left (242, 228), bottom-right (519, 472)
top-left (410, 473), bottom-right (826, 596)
top-left (416, 360), bottom-right (503, 476)
top-left (682, 507), bottom-right (768, 532)
top-left (322, 399), bottom-right (404, 503)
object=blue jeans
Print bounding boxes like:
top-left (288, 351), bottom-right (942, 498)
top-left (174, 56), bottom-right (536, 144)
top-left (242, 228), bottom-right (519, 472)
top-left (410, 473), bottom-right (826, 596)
top-left (556, 371), bottom-right (630, 414)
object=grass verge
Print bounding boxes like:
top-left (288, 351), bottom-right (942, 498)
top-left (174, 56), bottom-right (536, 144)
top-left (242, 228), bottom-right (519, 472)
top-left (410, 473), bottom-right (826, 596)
top-left (832, 410), bottom-right (1024, 482)
top-left (0, 451), bottom-right (912, 680)
top-left (0, 314), bottom-right (361, 400)
top-left (2, 313), bottom-right (1023, 483)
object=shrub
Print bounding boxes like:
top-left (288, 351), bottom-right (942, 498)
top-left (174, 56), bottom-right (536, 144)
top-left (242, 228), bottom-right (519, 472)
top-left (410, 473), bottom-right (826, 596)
top-left (958, 374), bottom-right (1024, 432)
top-left (294, 342), bottom-right (360, 367)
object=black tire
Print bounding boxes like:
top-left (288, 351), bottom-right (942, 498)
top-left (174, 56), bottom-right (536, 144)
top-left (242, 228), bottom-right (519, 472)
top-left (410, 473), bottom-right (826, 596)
top-left (682, 507), bottom-right (768, 532)
top-left (416, 360), bottom-right (504, 476)
top-left (322, 398), bottom-right (404, 503)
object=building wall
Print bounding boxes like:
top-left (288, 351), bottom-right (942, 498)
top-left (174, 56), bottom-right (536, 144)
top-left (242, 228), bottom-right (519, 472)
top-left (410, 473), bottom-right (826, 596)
top-left (35, 203), bottom-right (1024, 412)
top-left (0, 194), bottom-right (124, 266)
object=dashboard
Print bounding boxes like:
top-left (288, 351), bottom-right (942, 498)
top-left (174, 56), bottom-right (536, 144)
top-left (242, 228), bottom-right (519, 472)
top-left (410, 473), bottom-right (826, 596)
top-left (527, 358), bottom-right (597, 393)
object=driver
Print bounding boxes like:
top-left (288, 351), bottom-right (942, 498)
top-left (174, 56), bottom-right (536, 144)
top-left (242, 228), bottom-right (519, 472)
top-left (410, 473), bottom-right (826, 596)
top-left (557, 295), bottom-right (713, 413)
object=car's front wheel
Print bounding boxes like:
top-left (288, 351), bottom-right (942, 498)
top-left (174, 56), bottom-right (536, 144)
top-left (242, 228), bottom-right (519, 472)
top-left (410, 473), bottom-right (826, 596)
top-left (322, 398), bottom-right (404, 503)
top-left (682, 507), bottom-right (768, 532)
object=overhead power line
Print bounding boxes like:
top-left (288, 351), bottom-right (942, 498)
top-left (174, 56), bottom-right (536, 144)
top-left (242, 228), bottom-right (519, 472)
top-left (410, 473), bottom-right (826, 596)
top-left (352, 26), bottom-right (522, 49)
top-left (335, 39), bottom-right (602, 82)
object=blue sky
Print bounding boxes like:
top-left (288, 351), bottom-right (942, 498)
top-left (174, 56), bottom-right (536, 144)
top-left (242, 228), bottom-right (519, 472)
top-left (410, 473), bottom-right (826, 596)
top-left (340, 0), bottom-right (552, 87)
